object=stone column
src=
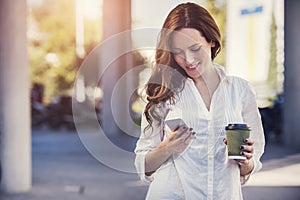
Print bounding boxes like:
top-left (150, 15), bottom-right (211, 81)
top-left (283, 0), bottom-right (300, 150)
top-left (100, 0), bottom-right (133, 138)
top-left (0, 0), bottom-right (32, 192)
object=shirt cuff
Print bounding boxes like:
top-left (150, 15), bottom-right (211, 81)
top-left (135, 151), bottom-right (154, 182)
top-left (240, 157), bottom-right (262, 185)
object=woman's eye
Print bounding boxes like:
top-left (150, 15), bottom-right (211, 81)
top-left (191, 46), bottom-right (201, 52)
top-left (172, 50), bottom-right (183, 55)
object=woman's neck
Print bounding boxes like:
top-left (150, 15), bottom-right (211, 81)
top-left (194, 64), bottom-right (219, 84)
top-left (193, 64), bottom-right (220, 98)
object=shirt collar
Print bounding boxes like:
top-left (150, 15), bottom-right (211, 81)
top-left (214, 64), bottom-right (230, 83)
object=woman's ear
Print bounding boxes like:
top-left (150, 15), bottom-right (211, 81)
top-left (210, 41), bottom-right (216, 47)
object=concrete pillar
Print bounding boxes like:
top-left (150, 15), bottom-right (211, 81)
top-left (283, 0), bottom-right (300, 150)
top-left (0, 0), bottom-right (32, 192)
top-left (100, 0), bottom-right (133, 137)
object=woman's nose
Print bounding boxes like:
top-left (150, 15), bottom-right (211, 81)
top-left (185, 52), bottom-right (194, 65)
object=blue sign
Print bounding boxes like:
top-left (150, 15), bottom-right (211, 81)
top-left (241, 5), bottom-right (263, 15)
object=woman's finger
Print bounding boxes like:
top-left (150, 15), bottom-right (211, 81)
top-left (240, 145), bottom-right (254, 154)
top-left (174, 126), bottom-right (188, 139)
top-left (243, 138), bottom-right (254, 146)
top-left (240, 151), bottom-right (253, 160)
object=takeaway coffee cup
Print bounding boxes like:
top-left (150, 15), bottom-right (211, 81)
top-left (225, 123), bottom-right (251, 160)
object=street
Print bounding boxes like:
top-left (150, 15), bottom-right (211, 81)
top-left (1, 127), bottom-right (300, 200)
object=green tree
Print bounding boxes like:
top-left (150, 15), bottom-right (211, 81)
top-left (267, 14), bottom-right (278, 94)
top-left (206, 0), bottom-right (226, 66)
top-left (28, 0), bottom-right (102, 102)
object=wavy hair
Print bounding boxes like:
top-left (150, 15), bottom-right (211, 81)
top-left (144, 2), bottom-right (221, 128)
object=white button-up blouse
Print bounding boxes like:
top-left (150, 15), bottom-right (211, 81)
top-left (134, 65), bottom-right (265, 200)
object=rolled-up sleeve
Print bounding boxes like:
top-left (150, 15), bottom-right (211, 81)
top-left (240, 81), bottom-right (265, 183)
top-left (134, 111), bottom-right (163, 182)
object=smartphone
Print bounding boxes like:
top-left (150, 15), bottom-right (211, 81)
top-left (165, 118), bottom-right (188, 132)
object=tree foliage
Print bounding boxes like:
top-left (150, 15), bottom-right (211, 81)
top-left (28, 0), bottom-right (102, 102)
top-left (267, 14), bottom-right (278, 92)
top-left (205, 0), bottom-right (227, 66)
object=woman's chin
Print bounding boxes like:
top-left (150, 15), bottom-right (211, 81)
top-left (186, 71), bottom-right (201, 79)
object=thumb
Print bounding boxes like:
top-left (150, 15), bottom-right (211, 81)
top-left (167, 131), bottom-right (177, 140)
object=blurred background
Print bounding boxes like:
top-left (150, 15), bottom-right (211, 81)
top-left (0, 0), bottom-right (300, 199)
top-left (28, 0), bottom-right (284, 140)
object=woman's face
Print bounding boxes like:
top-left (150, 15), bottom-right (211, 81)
top-left (170, 28), bottom-right (215, 79)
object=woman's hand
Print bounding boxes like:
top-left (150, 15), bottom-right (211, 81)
top-left (163, 125), bottom-right (195, 154)
top-left (238, 139), bottom-right (254, 165)
top-left (144, 125), bottom-right (194, 176)
top-left (223, 138), bottom-right (255, 175)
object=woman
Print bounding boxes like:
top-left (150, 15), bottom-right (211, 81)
top-left (134, 2), bottom-right (265, 199)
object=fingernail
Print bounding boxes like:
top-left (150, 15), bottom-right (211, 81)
top-left (189, 128), bottom-right (193, 131)
top-left (240, 146), bottom-right (244, 150)
top-left (192, 131), bottom-right (196, 135)
top-left (183, 126), bottom-right (187, 129)
top-left (240, 152), bottom-right (244, 156)
top-left (243, 139), bottom-right (248, 143)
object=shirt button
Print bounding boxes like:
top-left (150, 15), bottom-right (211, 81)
top-left (208, 156), bottom-right (213, 161)
top-left (208, 177), bottom-right (212, 182)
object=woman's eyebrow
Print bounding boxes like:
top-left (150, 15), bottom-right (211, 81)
top-left (188, 43), bottom-right (201, 48)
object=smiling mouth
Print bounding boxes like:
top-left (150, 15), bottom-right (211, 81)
top-left (186, 62), bottom-right (200, 70)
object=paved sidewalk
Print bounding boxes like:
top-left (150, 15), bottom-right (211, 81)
top-left (0, 128), bottom-right (299, 200)
top-left (243, 142), bottom-right (300, 200)
top-left (0, 128), bottom-right (148, 200)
